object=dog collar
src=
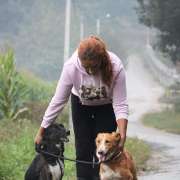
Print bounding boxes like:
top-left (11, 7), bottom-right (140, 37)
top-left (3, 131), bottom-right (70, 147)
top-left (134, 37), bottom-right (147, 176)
top-left (103, 150), bottom-right (122, 163)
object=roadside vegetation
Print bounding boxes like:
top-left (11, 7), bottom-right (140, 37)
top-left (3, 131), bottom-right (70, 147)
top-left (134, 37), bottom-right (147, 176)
top-left (141, 86), bottom-right (180, 134)
top-left (0, 50), bottom-right (151, 179)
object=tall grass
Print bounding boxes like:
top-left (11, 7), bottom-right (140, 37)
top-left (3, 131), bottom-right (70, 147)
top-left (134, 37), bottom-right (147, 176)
top-left (0, 50), bottom-right (27, 120)
top-left (0, 120), bottom-right (36, 180)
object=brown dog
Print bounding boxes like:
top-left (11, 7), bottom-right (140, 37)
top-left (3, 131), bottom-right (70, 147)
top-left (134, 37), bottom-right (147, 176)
top-left (96, 132), bottom-right (137, 180)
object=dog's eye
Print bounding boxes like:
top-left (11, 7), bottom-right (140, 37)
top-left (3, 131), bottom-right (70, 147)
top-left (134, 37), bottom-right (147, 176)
top-left (97, 140), bottom-right (101, 144)
top-left (105, 140), bottom-right (110, 144)
top-left (56, 144), bottom-right (61, 148)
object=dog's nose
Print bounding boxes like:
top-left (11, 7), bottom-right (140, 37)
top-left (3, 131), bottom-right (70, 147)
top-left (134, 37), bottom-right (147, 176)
top-left (61, 137), bottom-right (69, 142)
top-left (66, 130), bottom-right (70, 136)
top-left (98, 151), bottom-right (104, 155)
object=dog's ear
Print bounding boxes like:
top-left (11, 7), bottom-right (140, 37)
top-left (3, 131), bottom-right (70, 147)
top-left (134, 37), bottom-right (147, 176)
top-left (112, 132), bottom-right (121, 142)
top-left (35, 143), bottom-right (41, 153)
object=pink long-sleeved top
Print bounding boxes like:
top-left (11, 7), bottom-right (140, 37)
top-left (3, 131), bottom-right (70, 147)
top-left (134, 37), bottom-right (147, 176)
top-left (41, 51), bottom-right (128, 128)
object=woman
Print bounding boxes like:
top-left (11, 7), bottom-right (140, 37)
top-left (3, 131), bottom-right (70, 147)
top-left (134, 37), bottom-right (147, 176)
top-left (35, 36), bottom-right (129, 180)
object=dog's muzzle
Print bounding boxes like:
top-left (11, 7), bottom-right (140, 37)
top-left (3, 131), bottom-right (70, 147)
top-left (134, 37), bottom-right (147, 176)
top-left (97, 150), bottom-right (109, 162)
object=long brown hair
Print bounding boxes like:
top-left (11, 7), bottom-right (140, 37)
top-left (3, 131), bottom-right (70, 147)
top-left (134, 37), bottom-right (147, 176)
top-left (78, 36), bottom-right (113, 87)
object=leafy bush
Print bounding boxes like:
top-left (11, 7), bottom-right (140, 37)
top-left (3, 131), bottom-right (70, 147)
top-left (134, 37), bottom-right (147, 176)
top-left (0, 50), bottom-right (27, 120)
top-left (20, 70), bottom-right (55, 102)
top-left (19, 70), bottom-right (69, 125)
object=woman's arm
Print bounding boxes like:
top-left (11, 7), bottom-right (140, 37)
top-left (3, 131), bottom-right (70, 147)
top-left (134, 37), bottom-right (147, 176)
top-left (35, 63), bottom-right (73, 144)
top-left (40, 64), bottom-right (73, 128)
top-left (112, 65), bottom-right (129, 148)
top-left (34, 126), bottom-right (45, 144)
top-left (116, 118), bottom-right (128, 148)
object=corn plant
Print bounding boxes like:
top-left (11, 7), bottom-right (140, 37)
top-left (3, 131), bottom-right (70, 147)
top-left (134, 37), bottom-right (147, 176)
top-left (0, 49), bottom-right (27, 120)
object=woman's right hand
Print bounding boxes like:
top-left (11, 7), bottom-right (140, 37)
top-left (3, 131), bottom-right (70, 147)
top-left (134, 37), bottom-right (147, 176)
top-left (34, 127), bottom-right (45, 144)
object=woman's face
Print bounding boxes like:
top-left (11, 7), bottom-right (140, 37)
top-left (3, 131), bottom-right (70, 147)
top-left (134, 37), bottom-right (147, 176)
top-left (81, 59), bottom-right (101, 75)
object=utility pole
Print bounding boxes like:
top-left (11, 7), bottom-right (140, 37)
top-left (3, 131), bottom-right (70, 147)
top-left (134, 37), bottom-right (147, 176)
top-left (63, 0), bottom-right (72, 130)
top-left (96, 18), bottom-right (100, 36)
top-left (64, 0), bottom-right (71, 63)
top-left (96, 14), bottom-right (110, 36)
top-left (80, 16), bottom-right (84, 40)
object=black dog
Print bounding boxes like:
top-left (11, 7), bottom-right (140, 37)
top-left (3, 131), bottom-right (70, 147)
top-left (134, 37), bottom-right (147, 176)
top-left (25, 123), bottom-right (70, 180)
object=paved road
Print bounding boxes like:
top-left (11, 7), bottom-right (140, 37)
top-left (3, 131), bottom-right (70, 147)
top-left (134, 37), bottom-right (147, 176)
top-left (126, 54), bottom-right (180, 180)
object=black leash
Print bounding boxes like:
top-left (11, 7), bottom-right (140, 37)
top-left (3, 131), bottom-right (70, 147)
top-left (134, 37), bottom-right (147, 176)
top-left (39, 150), bottom-right (100, 165)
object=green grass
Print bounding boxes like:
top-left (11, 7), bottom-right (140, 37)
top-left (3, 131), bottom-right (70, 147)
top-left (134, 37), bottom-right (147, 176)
top-left (0, 119), bottom-right (36, 180)
top-left (126, 137), bottom-right (151, 171)
top-left (141, 110), bottom-right (180, 134)
top-left (0, 120), bottom-right (151, 180)
top-left (63, 139), bottom-right (76, 180)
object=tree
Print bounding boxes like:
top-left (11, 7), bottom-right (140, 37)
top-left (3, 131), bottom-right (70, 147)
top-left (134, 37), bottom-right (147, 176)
top-left (136, 0), bottom-right (180, 64)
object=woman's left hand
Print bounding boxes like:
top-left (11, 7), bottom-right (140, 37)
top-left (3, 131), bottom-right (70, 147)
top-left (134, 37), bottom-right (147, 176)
top-left (118, 137), bottom-right (126, 152)
top-left (116, 118), bottom-right (128, 151)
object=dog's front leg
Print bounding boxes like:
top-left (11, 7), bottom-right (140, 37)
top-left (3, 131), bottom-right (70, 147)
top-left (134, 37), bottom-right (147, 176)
top-left (119, 169), bottom-right (133, 180)
top-left (39, 165), bottom-right (52, 180)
